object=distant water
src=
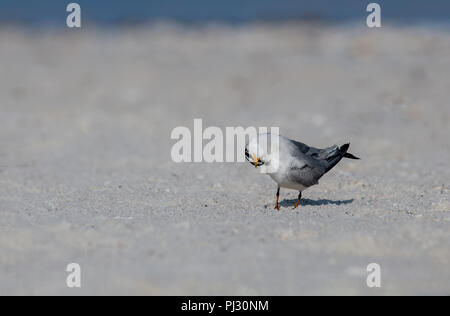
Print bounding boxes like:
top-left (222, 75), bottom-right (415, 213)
top-left (1, 0), bottom-right (449, 27)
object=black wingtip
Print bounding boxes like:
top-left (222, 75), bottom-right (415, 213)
top-left (339, 143), bottom-right (350, 152)
top-left (340, 143), bottom-right (360, 160)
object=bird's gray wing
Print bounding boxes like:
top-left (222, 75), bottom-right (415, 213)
top-left (286, 140), bottom-right (337, 187)
top-left (290, 139), bottom-right (338, 160)
top-left (287, 160), bottom-right (325, 187)
top-left (286, 152), bottom-right (327, 188)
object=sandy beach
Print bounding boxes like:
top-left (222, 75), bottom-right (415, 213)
top-left (0, 23), bottom-right (449, 295)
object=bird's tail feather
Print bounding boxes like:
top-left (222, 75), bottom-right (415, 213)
top-left (344, 152), bottom-right (360, 159)
top-left (339, 143), bottom-right (360, 160)
top-left (324, 143), bottom-right (359, 172)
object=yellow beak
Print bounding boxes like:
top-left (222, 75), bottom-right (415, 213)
top-left (252, 154), bottom-right (259, 168)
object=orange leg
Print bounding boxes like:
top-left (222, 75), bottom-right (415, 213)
top-left (274, 186), bottom-right (280, 210)
top-left (293, 192), bottom-right (302, 209)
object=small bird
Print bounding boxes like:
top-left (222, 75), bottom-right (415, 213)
top-left (245, 133), bottom-right (359, 210)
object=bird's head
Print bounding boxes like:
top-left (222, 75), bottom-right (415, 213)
top-left (245, 133), bottom-right (272, 169)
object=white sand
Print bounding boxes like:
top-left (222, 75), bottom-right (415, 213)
top-left (0, 24), bottom-right (449, 295)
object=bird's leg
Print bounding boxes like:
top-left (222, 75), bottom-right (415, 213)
top-left (274, 186), bottom-right (280, 210)
top-left (293, 191), bottom-right (302, 209)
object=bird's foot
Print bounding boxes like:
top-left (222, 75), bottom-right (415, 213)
top-left (293, 192), bottom-right (302, 210)
top-left (274, 204), bottom-right (280, 211)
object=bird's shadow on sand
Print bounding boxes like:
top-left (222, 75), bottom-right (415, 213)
top-left (279, 198), bottom-right (354, 207)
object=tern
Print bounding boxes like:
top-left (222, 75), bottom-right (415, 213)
top-left (245, 133), bottom-right (360, 210)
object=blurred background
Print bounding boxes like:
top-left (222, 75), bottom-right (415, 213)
top-left (1, 1), bottom-right (449, 295)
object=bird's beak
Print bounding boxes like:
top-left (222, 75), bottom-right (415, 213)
top-left (252, 154), bottom-right (259, 168)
